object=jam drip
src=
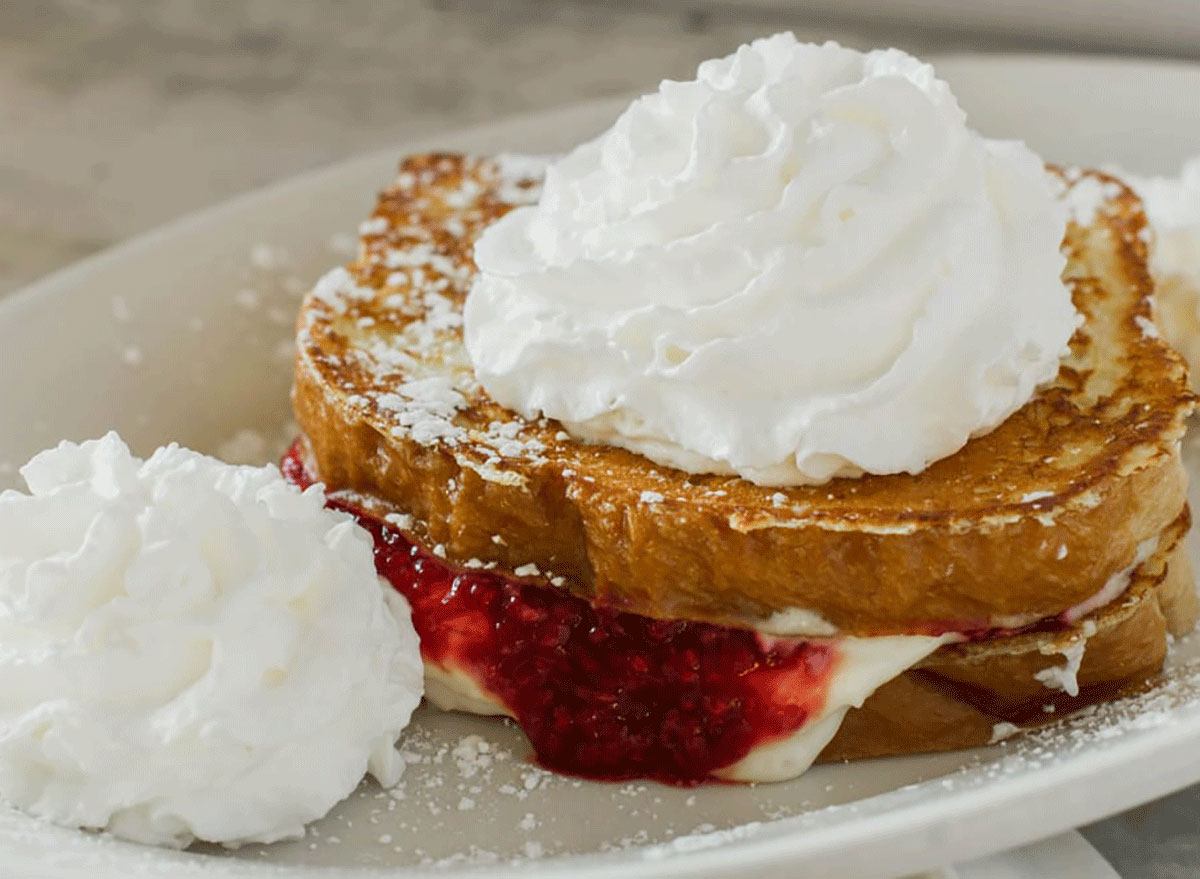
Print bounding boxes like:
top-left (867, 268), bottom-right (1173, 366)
top-left (283, 443), bottom-right (836, 784)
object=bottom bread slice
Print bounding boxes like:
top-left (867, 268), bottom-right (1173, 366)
top-left (822, 512), bottom-right (1196, 761)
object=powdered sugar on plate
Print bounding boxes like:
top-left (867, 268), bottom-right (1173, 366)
top-left (162, 639), bottom-right (1200, 871)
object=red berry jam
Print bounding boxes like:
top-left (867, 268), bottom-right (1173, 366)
top-left (283, 443), bottom-right (838, 784)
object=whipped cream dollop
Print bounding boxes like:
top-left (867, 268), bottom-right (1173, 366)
top-left (1129, 157), bottom-right (1200, 280)
top-left (465, 34), bottom-right (1077, 485)
top-left (0, 433), bottom-right (423, 848)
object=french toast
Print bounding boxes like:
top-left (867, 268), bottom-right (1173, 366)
top-left (823, 507), bottom-right (1195, 761)
top-left (288, 154), bottom-right (1196, 778)
top-left (293, 155), bottom-right (1193, 636)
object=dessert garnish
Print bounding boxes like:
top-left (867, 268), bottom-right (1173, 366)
top-left (0, 433), bottom-right (423, 847)
top-left (466, 34), bottom-right (1078, 485)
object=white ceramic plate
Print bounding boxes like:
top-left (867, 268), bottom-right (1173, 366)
top-left (2, 53), bottom-right (1200, 879)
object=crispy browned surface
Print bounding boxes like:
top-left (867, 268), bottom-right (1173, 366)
top-left (293, 155), bottom-right (1195, 635)
top-left (822, 511), bottom-right (1196, 760)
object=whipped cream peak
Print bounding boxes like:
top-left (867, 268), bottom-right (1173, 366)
top-left (466, 34), bottom-right (1078, 485)
top-left (0, 433), bottom-right (423, 848)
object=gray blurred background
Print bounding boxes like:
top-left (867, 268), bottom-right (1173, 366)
top-left (5, 0), bottom-right (1200, 296)
top-left (5, 3), bottom-right (1200, 875)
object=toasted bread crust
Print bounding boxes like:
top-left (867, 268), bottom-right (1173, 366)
top-left (822, 512), bottom-right (1196, 759)
top-left (293, 155), bottom-right (1195, 635)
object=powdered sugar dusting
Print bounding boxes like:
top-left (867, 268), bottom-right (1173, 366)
top-left (1135, 314), bottom-right (1161, 339)
top-left (989, 722), bottom-right (1020, 744)
top-left (1035, 635), bottom-right (1088, 697)
top-left (375, 376), bottom-right (467, 446)
top-left (299, 156), bottom-right (560, 473)
top-left (311, 266), bottom-right (374, 315)
top-left (359, 216), bottom-right (390, 237)
top-left (1057, 168), bottom-right (1124, 226)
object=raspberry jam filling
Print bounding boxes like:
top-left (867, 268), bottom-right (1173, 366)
top-left (282, 443), bottom-right (838, 784)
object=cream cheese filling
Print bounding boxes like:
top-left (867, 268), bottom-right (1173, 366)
top-left (716, 634), bottom-right (948, 782)
top-left (421, 632), bottom-right (948, 783)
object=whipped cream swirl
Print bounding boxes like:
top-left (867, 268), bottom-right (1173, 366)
top-left (465, 34), bottom-right (1077, 485)
top-left (0, 434), bottom-right (423, 848)
top-left (1130, 157), bottom-right (1200, 279)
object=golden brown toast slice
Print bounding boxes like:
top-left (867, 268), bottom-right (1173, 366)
top-left (293, 155), bottom-right (1195, 637)
top-left (822, 507), bottom-right (1196, 760)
